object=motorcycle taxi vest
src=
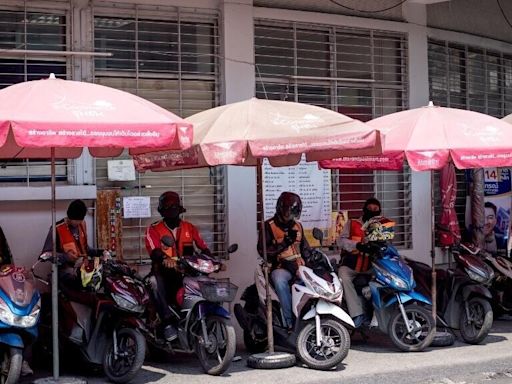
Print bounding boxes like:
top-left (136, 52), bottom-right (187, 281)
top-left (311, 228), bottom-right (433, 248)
top-left (346, 219), bottom-right (370, 273)
top-left (56, 220), bottom-right (88, 262)
top-left (151, 220), bottom-right (195, 260)
top-left (269, 220), bottom-right (303, 270)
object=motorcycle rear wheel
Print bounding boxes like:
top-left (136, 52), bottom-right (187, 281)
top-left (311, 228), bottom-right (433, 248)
top-left (388, 304), bottom-right (435, 352)
top-left (0, 347), bottom-right (22, 384)
top-left (296, 318), bottom-right (350, 370)
top-left (103, 327), bottom-right (146, 384)
top-left (459, 297), bottom-right (493, 344)
top-left (195, 315), bottom-right (236, 376)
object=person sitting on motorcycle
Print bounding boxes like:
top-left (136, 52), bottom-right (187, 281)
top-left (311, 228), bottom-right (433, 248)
top-left (257, 191), bottom-right (309, 332)
top-left (145, 191), bottom-right (211, 342)
top-left (40, 200), bottom-right (110, 300)
top-left (337, 197), bottom-right (381, 328)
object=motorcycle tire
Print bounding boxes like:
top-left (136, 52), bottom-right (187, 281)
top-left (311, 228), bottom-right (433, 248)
top-left (103, 327), bottom-right (146, 384)
top-left (430, 328), bottom-right (456, 347)
top-left (296, 318), bottom-right (350, 370)
top-left (388, 304), bottom-right (435, 352)
top-left (243, 330), bottom-right (267, 353)
top-left (0, 347), bottom-right (22, 384)
top-left (247, 352), bottom-right (296, 369)
top-left (195, 315), bottom-right (236, 376)
top-left (459, 297), bottom-right (493, 345)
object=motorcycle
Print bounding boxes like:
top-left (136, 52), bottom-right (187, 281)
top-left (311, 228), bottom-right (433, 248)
top-left (33, 254), bottom-right (148, 383)
top-left (0, 264), bottom-right (40, 384)
top-left (235, 228), bottom-right (353, 371)
top-left (350, 239), bottom-right (435, 352)
top-left (460, 242), bottom-right (512, 319)
top-left (138, 237), bottom-right (238, 376)
top-left (408, 242), bottom-right (494, 344)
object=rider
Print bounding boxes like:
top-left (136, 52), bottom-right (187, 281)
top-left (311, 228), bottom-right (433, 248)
top-left (41, 199), bottom-right (110, 295)
top-left (257, 191), bottom-right (309, 331)
top-left (337, 197), bottom-right (381, 328)
top-left (145, 191), bottom-right (211, 341)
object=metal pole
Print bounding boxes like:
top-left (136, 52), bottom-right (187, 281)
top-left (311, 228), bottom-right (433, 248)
top-left (430, 171), bottom-right (437, 331)
top-left (51, 148), bottom-right (59, 380)
top-left (257, 159), bottom-right (274, 352)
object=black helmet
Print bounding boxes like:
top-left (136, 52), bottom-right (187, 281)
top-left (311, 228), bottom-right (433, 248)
top-left (158, 191), bottom-right (186, 218)
top-left (276, 192), bottom-right (302, 223)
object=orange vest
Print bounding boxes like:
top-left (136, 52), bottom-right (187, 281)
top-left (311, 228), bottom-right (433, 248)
top-left (269, 220), bottom-right (302, 262)
top-left (350, 220), bottom-right (370, 272)
top-left (152, 220), bottom-right (194, 259)
top-left (56, 220), bottom-right (88, 262)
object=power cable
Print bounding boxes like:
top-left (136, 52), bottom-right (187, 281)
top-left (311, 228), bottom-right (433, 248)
top-left (328, 0), bottom-right (408, 14)
top-left (497, 0), bottom-right (512, 30)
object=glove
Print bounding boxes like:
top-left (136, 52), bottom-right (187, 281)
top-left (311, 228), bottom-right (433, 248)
top-left (356, 242), bottom-right (367, 253)
top-left (283, 229), bottom-right (298, 246)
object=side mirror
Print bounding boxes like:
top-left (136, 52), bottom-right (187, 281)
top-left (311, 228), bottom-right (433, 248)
top-left (39, 252), bottom-right (53, 262)
top-left (312, 228), bottom-right (323, 245)
top-left (227, 244), bottom-right (238, 254)
top-left (161, 235), bottom-right (175, 248)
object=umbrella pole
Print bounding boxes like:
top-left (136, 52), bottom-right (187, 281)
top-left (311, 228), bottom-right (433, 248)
top-left (430, 171), bottom-right (437, 331)
top-left (257, 159), bottom-right (274, 353)
top-left (51, 148), bottom-right (60, 380)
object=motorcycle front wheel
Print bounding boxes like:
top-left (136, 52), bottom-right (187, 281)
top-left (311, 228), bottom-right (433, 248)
top-left (195, 315), bottom-right (236, 376)
top-left (0, 347), bottom-right (22, 384)
top-left (103, 327), bottom-right (146, 384)
top-left (296, 318), bottom-right (350, 370)
top-left (388, 304), bottom-right (435, 352)
top-left (459, 297), bottom-right (493, 344)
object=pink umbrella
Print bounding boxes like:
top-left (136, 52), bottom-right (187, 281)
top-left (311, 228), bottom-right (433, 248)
top-left (0, 73), bottom-right (193, 380)
top-left (133, 97), bottom-right (381, 170)
top-left (132, 97), bottom-right (382, 355)
top-left (321, 102), bottom-right (512, 171)
top-left (320, 102), bottom-right (512, 327)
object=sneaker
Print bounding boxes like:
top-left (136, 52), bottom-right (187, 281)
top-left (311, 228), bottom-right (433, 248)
top-left (352, 314), bottom-right (367, 328)
top-left (163, 324), bottom-right (178, 342)
top-left (21, 360), bottom-right (33, 376)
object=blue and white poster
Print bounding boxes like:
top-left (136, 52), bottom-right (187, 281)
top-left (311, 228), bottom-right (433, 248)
top-left (465, 168), bottom-right (511, 256)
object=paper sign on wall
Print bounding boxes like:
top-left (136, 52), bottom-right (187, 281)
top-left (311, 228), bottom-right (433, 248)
top-left (108, 159), bottom-right (136, 181)
top-left (123, 196), bottom-right (151, 218)
top-left (262, 156), bottom-right (332, 230)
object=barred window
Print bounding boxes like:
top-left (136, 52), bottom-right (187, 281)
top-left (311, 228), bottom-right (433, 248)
top-left (93, 4), bottom-right (224, 262)
top-left (255, 20), bottom-right (412, 248)
top-left (0, 8), bottom-right (68, 185)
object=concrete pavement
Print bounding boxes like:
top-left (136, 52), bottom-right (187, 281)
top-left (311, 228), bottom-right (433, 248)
top-left (26, 318), bottom-right (512, 384)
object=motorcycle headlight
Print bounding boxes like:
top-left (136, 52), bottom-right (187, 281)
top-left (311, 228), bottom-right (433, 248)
top-left (0, 297), bottom-right (40, 328)
top-left (112, 293), bottom-right (144, 313)
top-left (373, 264), bottom-right (409, 290)
top-left (466, 268), bottom-right (487, 283)
top-left (302, 271), bottom-right (341, 301)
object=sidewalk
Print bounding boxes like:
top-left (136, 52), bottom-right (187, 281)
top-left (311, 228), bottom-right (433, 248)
top-left (25, 318), bottom-right (512, 384)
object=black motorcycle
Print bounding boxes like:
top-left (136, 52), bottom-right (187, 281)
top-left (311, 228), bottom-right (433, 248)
top-left (408, 244), bottom-right (494, 344)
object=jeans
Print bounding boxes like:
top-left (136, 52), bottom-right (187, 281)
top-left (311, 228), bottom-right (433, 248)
top-left (149, 264), bottom-right (183, 322)
top-left (271, 268), bottom-right (294, 328)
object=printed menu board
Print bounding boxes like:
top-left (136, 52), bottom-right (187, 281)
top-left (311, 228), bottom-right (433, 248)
top-left (262, 157), bottom-right (332, 230)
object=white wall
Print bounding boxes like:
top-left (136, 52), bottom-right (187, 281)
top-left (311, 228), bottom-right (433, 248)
top-left (219, 0), bottom-right (257, 346)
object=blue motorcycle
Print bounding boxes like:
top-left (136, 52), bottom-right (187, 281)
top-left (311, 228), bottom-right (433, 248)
top-left (0, 264), bottom-right (40, 383)
top-left (351, 240), bottom-right (435, 352)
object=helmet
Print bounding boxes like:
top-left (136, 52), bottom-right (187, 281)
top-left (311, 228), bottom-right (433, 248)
top-left (80, 257), bottom-right (103, 291)
top-left (363, 216), bottom-right (395, 242)
top-left (276, 192), bottom-right (302, 223)
top-left (158, 191), bottom-right (186, 218)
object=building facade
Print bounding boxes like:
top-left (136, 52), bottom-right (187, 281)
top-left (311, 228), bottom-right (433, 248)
top-left (0, 1), bottom-right (512, 338)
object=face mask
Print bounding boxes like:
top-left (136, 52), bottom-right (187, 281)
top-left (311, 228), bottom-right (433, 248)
top-left (363, 208), bottom-right (381, 223)
top-left (161, 205), bottom-right (181, 220)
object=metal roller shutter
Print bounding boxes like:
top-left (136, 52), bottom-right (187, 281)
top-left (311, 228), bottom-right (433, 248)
top-left (92, 3), bottom-right (224, 262)
top-left (254, 19), bottom-right (412, 248)
top-left (0, 5), bottom-right (68, 184)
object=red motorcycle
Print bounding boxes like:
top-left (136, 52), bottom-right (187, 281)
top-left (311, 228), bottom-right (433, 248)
top-left (34, 254), bottom-right (149, 383)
